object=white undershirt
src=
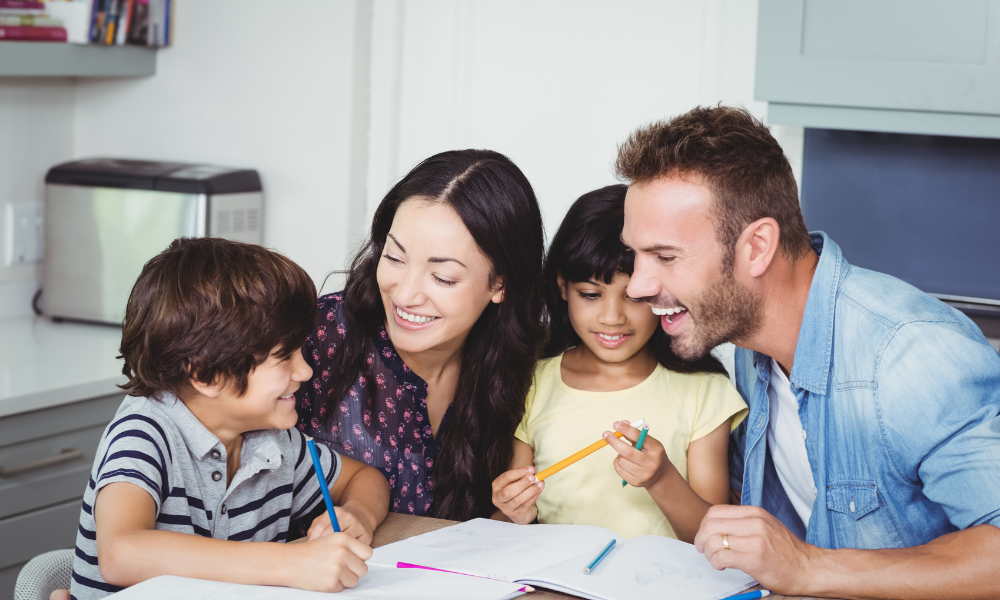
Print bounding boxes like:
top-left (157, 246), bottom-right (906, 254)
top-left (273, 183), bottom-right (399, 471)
top-left (766, 358), bottom-right (817, 528)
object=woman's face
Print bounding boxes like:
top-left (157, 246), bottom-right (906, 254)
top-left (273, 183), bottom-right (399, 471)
top-left (376, 197), bottom-right (503, 356)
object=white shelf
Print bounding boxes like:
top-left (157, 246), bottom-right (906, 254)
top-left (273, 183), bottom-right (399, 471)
top-left (0, 41), bottom-right (156, 77)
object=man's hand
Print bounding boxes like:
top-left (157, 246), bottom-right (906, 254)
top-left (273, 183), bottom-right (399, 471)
top-left (307, 506), bottom-right (376, 545)
top-left (288, 532), bottom-right (372, 592)
top-left (491, 466), bottom-right (543, 524)
top-left (603, 420), bottom-right (672, 488)
top-left (694, 504), bottom-right (821, 594)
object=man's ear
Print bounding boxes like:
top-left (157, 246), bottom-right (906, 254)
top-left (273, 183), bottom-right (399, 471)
top-left (188, 374), bottom-right (224, 399)
top-left (491, 276), bottom-right (505, 304)
top-left (557, 273), bottom-right (569, 302)
top-left (738, 218), bottom-right (780, 279)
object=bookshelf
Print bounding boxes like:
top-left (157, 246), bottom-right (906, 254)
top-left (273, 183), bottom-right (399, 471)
top-left (0, 42), bottom-right (155, 77)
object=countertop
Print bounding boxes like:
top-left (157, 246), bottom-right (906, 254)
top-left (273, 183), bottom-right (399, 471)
top-left (0, 316), bottom-right (125, 419)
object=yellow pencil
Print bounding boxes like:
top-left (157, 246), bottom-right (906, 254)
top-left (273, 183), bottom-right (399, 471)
top-left (535, 418), bottom-right (645, 481)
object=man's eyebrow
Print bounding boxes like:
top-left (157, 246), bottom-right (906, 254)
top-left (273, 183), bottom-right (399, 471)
top-left (387, 233), bottom-right (405, 252)
top-left (429, 256), bottom-right (467, 269)
top-left (640, 243), bottom-right (683, 253)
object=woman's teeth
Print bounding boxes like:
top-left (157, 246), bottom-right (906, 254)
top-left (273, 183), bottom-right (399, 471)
top-left (396, 307), bottom-right (437, 324)
top-left (651, 306), bottom-right (687, 323)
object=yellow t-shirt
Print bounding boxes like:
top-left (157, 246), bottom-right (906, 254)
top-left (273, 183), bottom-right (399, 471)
top-left (514, 354), bottom-right (747, 539)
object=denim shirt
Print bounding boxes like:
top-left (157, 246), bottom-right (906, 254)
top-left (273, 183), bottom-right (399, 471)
top-left (730, 233), bottom-right (1000, 550)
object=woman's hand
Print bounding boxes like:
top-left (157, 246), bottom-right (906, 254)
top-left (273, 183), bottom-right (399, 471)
top-left (604, 420), bottom-right (674, 489)
top-left (307, 506), bottom-right (376, 545)
top-left (491, 466), bottom-right (543, 524)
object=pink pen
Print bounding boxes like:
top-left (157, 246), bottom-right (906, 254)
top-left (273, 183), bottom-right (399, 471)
top-left (396, 562), bottom-right (535, 592)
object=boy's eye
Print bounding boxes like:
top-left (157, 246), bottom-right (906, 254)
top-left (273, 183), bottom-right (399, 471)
top-left (433, 275), bottom-right (457, 286)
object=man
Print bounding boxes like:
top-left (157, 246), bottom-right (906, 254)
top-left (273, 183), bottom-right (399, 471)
top-left (615, 105), bottom-right (1000, 599)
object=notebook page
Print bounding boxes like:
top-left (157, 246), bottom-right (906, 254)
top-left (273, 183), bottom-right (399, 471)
top-left (108, 566), bottom-right (525, 600)
top-left (515, 535), bottom-right (756, 600)
top-left (369, 518), bottom-right (621, 581)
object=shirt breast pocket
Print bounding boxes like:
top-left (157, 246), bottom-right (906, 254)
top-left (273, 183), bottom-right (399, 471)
top-left (825, 481), bottom-right (905, 549)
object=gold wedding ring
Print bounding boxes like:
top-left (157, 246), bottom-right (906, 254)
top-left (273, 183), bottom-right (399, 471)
top-left (722, 534), bottom-right (730, 550)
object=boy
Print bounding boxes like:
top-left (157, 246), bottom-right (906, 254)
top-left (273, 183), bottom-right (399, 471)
top-left (67, 238), bottom-right (390, 599)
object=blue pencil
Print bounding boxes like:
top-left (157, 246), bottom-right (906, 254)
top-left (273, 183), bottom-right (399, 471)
top-left (583, 539), bottom-right (616, 574)
top-left (722, 590), bottom-right (771, 600)
top-left (306, 437), bottom-right (341, 533)
top-left (622, 424), bottom-right (650, 487)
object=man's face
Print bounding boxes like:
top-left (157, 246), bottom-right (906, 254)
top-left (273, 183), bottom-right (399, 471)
top-left (622, 175), bottom-right (761, 360)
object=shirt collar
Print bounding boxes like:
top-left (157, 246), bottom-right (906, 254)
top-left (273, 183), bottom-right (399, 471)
top-left (751, 232), bottom-right (842, 395)
top-left (158, 393), bottom-right (225, 459)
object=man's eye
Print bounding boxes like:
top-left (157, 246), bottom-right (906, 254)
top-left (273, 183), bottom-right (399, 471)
top-left (657, 256), bottom-right (676, 264)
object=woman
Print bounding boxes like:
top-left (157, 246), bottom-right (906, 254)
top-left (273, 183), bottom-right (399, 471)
top-left (295, 149), bottom-right (546, 521)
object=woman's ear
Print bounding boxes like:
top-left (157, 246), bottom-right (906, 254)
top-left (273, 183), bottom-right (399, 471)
top-left (491, 277), bottom-right (505, 304)
top-left (557, 274), bottom-right (569, 302)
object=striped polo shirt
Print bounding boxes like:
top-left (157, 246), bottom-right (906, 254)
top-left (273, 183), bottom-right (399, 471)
top-left (70, 394), bottom-right (341, 600)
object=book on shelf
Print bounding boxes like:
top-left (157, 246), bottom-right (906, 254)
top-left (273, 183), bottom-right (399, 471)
top-left (0, 24), bottom-right (66, 40)
top-left (89, 0), bottom-right (169, 47)
top-left (0, 0), bottom-right (46, 15)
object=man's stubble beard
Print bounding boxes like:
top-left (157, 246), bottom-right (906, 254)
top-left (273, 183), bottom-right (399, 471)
top-left (669, 264), bottom-right (763, 361)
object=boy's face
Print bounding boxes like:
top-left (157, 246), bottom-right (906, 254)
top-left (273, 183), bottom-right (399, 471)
top-left (199, 347), bottom-right (313, 433)
top-left (560, 272), bottom-right (660, 364)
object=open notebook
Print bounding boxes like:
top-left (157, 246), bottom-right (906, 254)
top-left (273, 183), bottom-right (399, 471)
top-left (370, 518), bottom-right (757, 600)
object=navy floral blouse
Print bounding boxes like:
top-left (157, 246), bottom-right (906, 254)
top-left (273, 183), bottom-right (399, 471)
top-left (295, 292), bottom-right (446, 517)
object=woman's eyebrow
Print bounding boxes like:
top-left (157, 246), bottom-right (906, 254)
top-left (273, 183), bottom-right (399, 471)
top-left (429, 256), bottom-right (468, 269)
top-left (387, 233), bottom-right (405, 252)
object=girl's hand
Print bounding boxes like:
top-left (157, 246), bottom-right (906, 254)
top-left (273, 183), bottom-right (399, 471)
top-left (287, 532), bottom-right (372, 592)
top-left (604, 420), bottom-right (674, 489)
top-left (307, 506), bottom-right (376, 545)
top-left (491, 466), bottom-right (543, 524)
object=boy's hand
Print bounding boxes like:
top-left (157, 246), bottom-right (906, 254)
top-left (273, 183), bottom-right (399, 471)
top-left (289, 532), bottom-right (372, 592)
top-left (491, 466), bottom-right (542, 524)
top-left (604, 420), bottom-right (673, 489)
top-left (307, 506), bottom-right (376, 545)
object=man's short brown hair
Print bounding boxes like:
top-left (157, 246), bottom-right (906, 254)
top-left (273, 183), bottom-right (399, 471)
top-left (119, 237), bottom-right (317, 400)
top-left (615, 105), bottom-right (811, 264)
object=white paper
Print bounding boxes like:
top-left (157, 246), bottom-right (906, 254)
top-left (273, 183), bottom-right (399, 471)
top-left (369, 518), bottom-right (620, 581)
top-left (109, 566), bottom-right (525, 600)
top-left (517, 535), bottom-right (756, 600)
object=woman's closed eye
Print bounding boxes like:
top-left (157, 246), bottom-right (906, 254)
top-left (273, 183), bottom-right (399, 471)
top-left (433, 275), bottom-right (457, 287)
top-left (383, 253), bottom-right (403, 264)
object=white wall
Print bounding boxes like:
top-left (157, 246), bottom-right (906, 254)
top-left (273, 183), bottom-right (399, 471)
top-left (72, 0), bottom-right (372, 291)
top-left (366, 0), bottom-right (803, 235)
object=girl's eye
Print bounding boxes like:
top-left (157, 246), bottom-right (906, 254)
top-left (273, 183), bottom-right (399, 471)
top-left (433, 275), bottom-right (457, 287)
top-left (626, 295), bottom-right (643, 304)
top-left (578, 292), bottom-right (600, 300)
top-left (383, 253), bottom-right (402, 264)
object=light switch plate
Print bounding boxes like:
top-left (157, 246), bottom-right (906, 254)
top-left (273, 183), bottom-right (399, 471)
top-left (5, 201), bottom-right (44, 266)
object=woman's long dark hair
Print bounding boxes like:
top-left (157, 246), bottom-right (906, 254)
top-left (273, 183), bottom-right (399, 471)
top-left (322, 150), bottom-right (545, 521)
top-left (543, 184), bottom-right (728, 376)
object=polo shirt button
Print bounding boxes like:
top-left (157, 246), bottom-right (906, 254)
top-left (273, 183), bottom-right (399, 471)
top-left (211, 449), bottom-right (222, 460)
top-left (221, 504), bottom-right (227, 515)
top-left (212, 471), bottom-right (222, 482)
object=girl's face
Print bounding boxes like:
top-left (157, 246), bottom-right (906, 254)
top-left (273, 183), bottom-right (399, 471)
top-left (376, 197), bottom-right (503, 356)
top-left (560, 271), bottom-right (660, 364)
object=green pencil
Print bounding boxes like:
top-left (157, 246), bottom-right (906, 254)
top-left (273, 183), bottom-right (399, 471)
top-left (622, 424), bottom-right (650, 487)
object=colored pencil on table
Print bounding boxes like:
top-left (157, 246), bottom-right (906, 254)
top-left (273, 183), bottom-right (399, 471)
top-left (583, 539), bottom-right (617, 574)
top-left (622, 424), bottom-right (651, 487)
top-left (536, 418), bottom-right (645, 481)
top-left (722, 590), bottom-right (771, 600)
top-left (306, 436), bottom-right (341, 533)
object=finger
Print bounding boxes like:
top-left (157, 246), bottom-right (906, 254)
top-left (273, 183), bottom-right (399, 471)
top-left (612, 456), bottom-right (642, 482)
top-left (612, 420), bottom-right (642, 443)
top-left (493, 467), bottom-right (535, 491)
top-left (308, 521), bottom-right (331, 541)
top-left (603, 430), bottom-right (639, 460)
top-left (495, 475), bottom-right (538, 504)
top-left (507, 479), bottom-right (544, 513)
top-left (346, 536), bottom-right (374, 561)
top-left (342, 548), bottom-right (371, 581)
top-left (705, 545), bottom-right (753, 572)
top-left (695, 513), bottom-right (772, 550)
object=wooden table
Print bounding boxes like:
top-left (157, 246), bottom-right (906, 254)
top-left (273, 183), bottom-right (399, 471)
top-left (371, 513), bottom-right (814, 600)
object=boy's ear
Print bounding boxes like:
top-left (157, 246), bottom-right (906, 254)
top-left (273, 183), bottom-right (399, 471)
top-left (491, 276), bottom-right (505, 304)
top-left (188, 374), bottom-right (224, 399)
top-left (557, 274), bottom-right (569, 302)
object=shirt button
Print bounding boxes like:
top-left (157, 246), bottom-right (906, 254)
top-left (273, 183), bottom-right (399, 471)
top-left (801, 430), bottom-right (808, 440)
top-left (211, 449), bottom-right (222, 460)
top-left (212, 471), bottom-right (222, 482)
top-left (849, 500), bottom-right (856, 513)
top-left (221, 504), bottom-right (228, 515)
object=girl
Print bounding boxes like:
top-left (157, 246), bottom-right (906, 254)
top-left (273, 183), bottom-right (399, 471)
top-left (491, 184), bottom-right (747, 542)
top-left (296, 149), bottom-right (546, 522)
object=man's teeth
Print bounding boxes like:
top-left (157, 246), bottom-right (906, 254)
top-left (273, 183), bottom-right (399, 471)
top-left (598, 334), bottom-right (626, 341)
top-left (651, 306), bottom-right (686, 316)
top-left (396, 307), bottom-right (437, 324)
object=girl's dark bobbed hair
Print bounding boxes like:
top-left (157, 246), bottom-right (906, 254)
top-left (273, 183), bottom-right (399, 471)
top-left (543, 184), bottom-right (728, 377)
top-left (319, 149), bottom-right (546, 521)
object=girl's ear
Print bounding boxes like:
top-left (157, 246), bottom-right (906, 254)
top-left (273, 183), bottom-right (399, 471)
top-left (557, 274), bottom-right (569, 302)
top-left (491, 276), bottom-right (505, 304)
